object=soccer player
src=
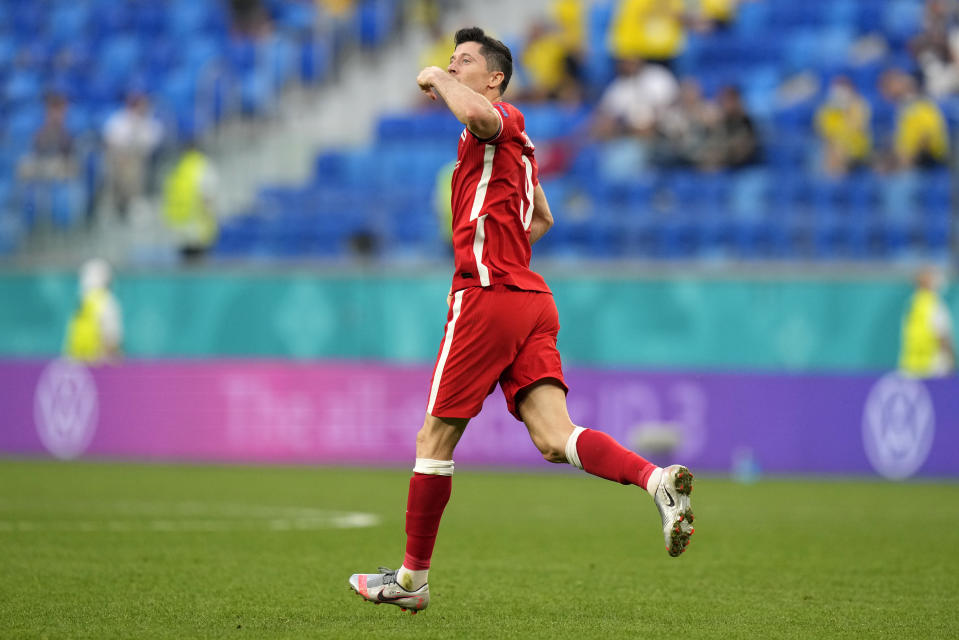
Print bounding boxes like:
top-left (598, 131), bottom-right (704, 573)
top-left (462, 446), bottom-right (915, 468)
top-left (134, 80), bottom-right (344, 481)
top-left (349, 27), bottom-right (695, 614)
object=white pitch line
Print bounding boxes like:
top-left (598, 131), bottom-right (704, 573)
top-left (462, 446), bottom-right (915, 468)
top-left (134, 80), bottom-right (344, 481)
top-left (0, 504), bottom-right (381, 533)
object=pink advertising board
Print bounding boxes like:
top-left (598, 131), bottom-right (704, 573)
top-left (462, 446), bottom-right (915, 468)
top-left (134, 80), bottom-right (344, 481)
top-left (2, 360), bottom-right (957, 478)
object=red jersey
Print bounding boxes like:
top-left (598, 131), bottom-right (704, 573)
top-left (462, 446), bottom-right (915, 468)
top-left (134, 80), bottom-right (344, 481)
top-left (448, 102), bottom-right (550, 294)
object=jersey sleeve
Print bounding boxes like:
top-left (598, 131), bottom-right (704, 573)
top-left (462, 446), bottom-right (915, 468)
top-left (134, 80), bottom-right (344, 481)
top-left (478, 102), bottom-right (523, 145)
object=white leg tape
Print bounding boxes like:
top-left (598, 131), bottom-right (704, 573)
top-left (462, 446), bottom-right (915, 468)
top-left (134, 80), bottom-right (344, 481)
top-left (413, 458), bottom-right (455, 476)
top-left (565, 426), bottom-right (586, 470)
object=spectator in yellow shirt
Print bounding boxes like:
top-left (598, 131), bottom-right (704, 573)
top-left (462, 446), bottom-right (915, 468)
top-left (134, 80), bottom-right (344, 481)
top-left (879, 69), bottom-right (950, 170)
top-left (521, 20), bottom-right (585, 103)
top-left (815, 76), bottom-right (872, 176)
top-left (609, 0), bottom-right (687, 66)
top-left (553, 0), bottom-right (586, 51)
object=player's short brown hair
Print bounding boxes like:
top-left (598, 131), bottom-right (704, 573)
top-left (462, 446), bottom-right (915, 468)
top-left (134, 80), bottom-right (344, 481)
top-left (454, 26), bottom-right (512, 95)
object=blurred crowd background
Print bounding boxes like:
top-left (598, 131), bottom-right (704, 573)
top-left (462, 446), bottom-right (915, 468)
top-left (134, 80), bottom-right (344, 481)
top-left (0, 0), bottom-right (955, 266)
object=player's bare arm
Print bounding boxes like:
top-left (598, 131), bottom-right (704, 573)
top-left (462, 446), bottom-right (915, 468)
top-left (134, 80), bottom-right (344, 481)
top-left (416, 65), bottom-right (500, 140)
top-left (529, 183), bottom-right (553, 245)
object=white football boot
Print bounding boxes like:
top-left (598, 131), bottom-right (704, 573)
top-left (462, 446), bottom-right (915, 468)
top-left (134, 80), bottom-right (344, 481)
top-left (348, 567), bottom-right (429, 614)
top-left (653, 465), bottom-right (695, 557)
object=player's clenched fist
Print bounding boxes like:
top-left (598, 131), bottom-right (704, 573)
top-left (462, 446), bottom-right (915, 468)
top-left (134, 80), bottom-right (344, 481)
top-left (417, 66), bottom-right (445, 99)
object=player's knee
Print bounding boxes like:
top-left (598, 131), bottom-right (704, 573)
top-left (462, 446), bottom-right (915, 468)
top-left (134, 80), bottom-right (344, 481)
top-left (536, 438), bottom-right (568, 464)
top-left (541, 448), bottom-right (567, 464)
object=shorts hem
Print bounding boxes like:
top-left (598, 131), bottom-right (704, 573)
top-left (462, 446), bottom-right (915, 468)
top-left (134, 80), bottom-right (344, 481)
top-left (507, 376), bottom-right (569, 421)
top-left (427, 408), bottom-right (482, 420)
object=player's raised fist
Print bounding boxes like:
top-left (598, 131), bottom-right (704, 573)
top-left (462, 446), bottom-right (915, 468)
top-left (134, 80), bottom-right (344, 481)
top-left (416, 66), bottom-right (445, 99)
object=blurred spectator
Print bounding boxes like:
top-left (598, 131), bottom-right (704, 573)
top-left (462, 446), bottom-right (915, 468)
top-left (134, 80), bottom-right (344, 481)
top-left (592, 58), bottom-right (678, 139)
top-left (655, 78), bottom-right (715, 166)
top-left (899, 266), bottom-right (955, 378)
top-left (103, 93), bottom-right (164, 220)
top-left (592, 58), bottom-right (678, 179)
top-left (17, 93), bottom-right (83, 227)
top-left (433, 159), bottom-right (455, 247)
top-left (230, 0), bottom-right (271, 37)
top-left (909, 0), bottom-right (959, 98)
top-left (553, 0), bottom-right (586, 51)
top-left (419, 21), bottom-right (455, 70)
top-left (696, 85), bottom-right (760, 170)
top-left (814, 76), bottom-right (872, 176)
top-left (609, 0), bottom-right (687, 67)
top-left (20, 94), bottom-right (75, 181)
top-left (408, 0), bottom-right (461, 29)
top-left (877, 69), bottom-right (950, 171)
top-left (519, 19), bottom-right (585, 103)
top-left (162, 141), bottom-right (219, 262)
top-left (417, 21), bottom-right (455, 107)
top-left (63, 259), bottom-right (123, 364)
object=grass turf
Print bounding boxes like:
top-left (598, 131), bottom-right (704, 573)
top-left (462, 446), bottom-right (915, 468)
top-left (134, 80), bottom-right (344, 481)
top-left (0, 460), bottom-right (957, 639)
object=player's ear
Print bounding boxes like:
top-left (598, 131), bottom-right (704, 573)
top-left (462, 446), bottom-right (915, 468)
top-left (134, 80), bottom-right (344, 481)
top-left (488, 70), bottom-right (504, 93)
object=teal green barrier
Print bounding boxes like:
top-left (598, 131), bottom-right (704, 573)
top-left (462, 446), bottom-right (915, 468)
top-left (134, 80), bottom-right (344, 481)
top-left (1, 269), bottom-right (955, 371)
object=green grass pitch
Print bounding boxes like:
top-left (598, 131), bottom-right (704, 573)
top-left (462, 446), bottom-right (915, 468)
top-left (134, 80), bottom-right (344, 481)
top-left (1, 460), bottom-right (957, 639)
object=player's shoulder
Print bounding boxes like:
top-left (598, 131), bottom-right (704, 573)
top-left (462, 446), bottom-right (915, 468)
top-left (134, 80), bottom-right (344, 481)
top-left (492, 101), bottom-right (524, 121)
top-left (491, 102), bottom-right (528, 139)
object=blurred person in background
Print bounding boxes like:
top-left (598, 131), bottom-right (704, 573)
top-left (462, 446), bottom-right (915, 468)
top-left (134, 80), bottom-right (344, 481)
top-left (877, 69), bottom-right (950, 171)
top-left (899, 266), bottom-right (955, 378)
top-left (696, 85), bottom-right (760, 170)
top-left (349, 26), bottom-right (695, 615)
top-left (909, 0), bottom-right (959, 99)
top-left (814, 76), bottom-right (872, 176)
top-left (592, 57), bottom-right (678, 178)
top-left (63, 258), bottom-right (123, 364)
top-left (102, 92), bottom-right (164, 221)
top-left (553, 0), bottom-right (585, 52)
top-left (519, 18), bottom-right (585, 103)
top-left (432, 159), bottom-right (455, 249)
top-left (230, 0), bottom-right (271, 37)
top-left (17, 93), bottom-right (83, 228)
top-left (419, 20), bottom-right (455, 69)
top-left (609, 0), bottom-right (687, 68)
top-left (162, 140), bottom-right (219, 263)
top-left (416, 19), bottom-right (456, 109)
top-left (655, 77), bottom-right (715, 166)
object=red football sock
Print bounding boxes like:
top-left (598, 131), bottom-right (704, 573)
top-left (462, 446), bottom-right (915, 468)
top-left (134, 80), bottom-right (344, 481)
top-left (575, 428), bottom-right (657, 490)
top-left (402, 473), bottom-right (452, 570)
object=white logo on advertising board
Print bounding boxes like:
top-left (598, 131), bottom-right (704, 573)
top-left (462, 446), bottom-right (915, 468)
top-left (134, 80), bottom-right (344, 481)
top-left (862, 373), bottom-right (935, 479)
top-left (34, 360), bottom-right (99, 460)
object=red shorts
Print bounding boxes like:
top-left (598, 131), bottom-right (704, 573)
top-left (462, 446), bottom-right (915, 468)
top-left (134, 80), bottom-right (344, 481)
top-left (426, 284), bottom-right (568, 421)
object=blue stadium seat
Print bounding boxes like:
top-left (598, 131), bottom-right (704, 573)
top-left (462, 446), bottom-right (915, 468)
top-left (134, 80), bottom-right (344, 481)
top-left (48, 4), bottom-right (90, 45)
top-left (358, 0), bottom-right (397, 48)
top-left (4, 69), bottom-right (41, 105)
top-left (878, 171), bottom-right (920, 225)
top-left (883, 0), bottom-right (923, 48)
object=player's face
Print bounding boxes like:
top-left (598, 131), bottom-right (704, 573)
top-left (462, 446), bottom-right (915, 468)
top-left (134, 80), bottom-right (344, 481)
top-left (447, 41), bottom-right (493, 94)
